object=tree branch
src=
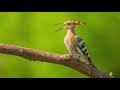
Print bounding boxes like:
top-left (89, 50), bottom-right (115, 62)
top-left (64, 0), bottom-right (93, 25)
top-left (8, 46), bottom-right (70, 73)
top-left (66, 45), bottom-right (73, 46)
top-left (0, 43), bottom-right (113, 78)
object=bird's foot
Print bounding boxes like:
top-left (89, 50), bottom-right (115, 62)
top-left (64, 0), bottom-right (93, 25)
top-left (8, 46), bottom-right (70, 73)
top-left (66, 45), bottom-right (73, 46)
top-left (75, 56), bottom-right (81, 65)
top-left (71, 55), bottom-right (80, 64)
top-left (76, 56), bottom-right (80, 61)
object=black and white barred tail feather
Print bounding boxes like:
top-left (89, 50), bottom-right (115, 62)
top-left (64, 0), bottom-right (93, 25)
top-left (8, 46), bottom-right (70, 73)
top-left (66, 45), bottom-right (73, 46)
top-left (88, 57), bottom-right (96, 68)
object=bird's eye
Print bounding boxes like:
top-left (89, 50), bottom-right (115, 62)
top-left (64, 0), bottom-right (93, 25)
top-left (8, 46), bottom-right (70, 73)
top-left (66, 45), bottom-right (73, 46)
top-left (67, 23), bottom-right (70, 25)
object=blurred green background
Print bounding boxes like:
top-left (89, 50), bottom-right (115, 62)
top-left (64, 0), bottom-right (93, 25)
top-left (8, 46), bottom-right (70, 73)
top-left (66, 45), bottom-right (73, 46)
top-left (0, 12), bottom-right (120, 78)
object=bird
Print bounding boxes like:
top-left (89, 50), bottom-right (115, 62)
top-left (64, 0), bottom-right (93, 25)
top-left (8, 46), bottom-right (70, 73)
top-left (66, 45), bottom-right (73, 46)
top-left (63, 20), bottom-right (96, 68)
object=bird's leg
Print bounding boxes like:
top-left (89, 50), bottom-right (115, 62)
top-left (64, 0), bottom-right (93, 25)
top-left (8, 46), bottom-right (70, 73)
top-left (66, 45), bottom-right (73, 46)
top-left (75, 56), bottom-right (81, 66)
top-left (70, 54), bottom-right (80, 65)
top-left (70, 54), bottom-right (80, 66)
top-left (76, 56), bottom-right (80, 62)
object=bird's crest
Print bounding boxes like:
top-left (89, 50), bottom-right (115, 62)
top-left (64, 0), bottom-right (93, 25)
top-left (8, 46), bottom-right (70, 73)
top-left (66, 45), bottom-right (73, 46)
top-left (64, 20), bottom-right (86, 26)
top-left (64, 20), bottom-right (80, 25)
top-left (54, 20), bottom-right (86, 32)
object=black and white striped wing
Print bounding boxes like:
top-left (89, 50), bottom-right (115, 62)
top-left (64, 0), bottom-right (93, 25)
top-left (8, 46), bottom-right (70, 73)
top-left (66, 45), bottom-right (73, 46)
top-left (76, 36), bottom-right (96, 68)
top-left (76, 36), bottom-right (91, 63)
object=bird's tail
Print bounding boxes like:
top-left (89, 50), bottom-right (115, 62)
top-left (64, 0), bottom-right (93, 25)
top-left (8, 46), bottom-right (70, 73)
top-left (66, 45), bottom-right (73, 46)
top-left (87, 57), bottom-right (96, 68)
top-left (90, 63), bottom-right (96, 68)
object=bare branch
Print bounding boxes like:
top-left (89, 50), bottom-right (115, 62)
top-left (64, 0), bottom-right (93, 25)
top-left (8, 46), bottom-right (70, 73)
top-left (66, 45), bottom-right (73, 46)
top-left (0, 43), bottom-right (113, 78)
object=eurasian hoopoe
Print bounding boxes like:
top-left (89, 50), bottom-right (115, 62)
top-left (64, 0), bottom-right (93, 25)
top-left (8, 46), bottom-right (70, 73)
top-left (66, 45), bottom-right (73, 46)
top-left (63, 20), bottom-right (96, 68)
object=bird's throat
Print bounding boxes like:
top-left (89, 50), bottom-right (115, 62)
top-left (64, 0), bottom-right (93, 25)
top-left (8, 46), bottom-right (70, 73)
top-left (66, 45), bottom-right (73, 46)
top-left (67, 29), bottom-right (76, 35)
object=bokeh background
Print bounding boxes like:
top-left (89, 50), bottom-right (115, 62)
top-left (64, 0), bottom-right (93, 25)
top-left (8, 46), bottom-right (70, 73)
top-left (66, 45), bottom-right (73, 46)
top-left (0, 12), bottom-right (120, 78)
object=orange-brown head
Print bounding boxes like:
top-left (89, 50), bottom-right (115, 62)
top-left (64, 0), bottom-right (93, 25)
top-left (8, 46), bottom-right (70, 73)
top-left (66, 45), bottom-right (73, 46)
top-left (64, 20), bottom-right (85, 30)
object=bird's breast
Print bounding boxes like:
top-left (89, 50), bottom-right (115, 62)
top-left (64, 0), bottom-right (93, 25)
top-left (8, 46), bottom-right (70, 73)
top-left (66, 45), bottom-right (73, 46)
top-left (64, 35), bottom-right (77, 52)
top-left (64, 34), bottom-right (76, 45)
